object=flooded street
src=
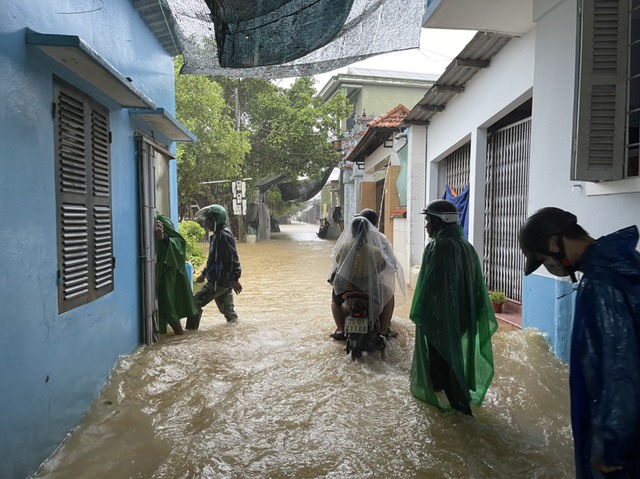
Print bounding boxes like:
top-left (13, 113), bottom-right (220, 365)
top-left (34, 223), bottom-right (574, 479)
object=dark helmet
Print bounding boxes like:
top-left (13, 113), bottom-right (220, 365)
top-left (195, 204), bottom-right (228, 229)
top-left (519, 207), bottom-right (577, 275)
top-left (351, 215), bottom-right (370, 237)
top-left (355, 208), bottom-right (378, 227)
top-left (422, 200), bottom-right (458, 223)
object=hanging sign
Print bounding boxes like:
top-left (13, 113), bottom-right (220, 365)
top-left (231, 180), bottom-right (246, 215)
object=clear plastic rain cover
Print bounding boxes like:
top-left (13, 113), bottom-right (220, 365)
top-left (161, 0), bottom-right (423, 78)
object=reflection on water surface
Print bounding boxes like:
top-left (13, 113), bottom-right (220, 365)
top-left (34, 223), bottom-right (573, 479)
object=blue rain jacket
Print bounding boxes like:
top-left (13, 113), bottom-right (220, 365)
top-left (571, 226), bottom-right (640, 478)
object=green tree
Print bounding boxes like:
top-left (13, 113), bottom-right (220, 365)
top-left (244, 77), bottom-right (350, 181)
top-left (175, 57), bottom-right (250, 218)
top-left (214, 76), bottom-right (350, 181)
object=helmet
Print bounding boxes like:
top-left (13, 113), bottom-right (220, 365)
top-left (355, 208), bottom-right (378, 227)
top-left (351, 215), bottom-right (370, 237)
top-left (519, 207), bottom-right (577, 275)
top-left (422, 200), bottom-right (458, 223)
top-left (195, 204), bottom-right (228, 229)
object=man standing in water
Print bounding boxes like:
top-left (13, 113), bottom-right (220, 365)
top-left (410, 200), bottom-right (497, 415)
top-left (186, 204), bottom-right (243, 330)
top-left (519, 207), bottom-right (640, 478)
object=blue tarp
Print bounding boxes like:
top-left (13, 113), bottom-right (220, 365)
top-left (443, 184), bottom-right (469, 240)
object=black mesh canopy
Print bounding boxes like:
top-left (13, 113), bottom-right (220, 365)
top-left (204, 0), bottom-right (354, 68)
top-left (150, 0), bottom-right (423, 78)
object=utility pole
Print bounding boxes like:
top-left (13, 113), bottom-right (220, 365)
top-left (234, 84), bottom-right (246, 242)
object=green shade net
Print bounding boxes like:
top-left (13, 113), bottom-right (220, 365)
top-left (409, 224), bottom-right (498, 411)
top-left (154, 0), bottom-right (423, 78)
top-left (204, 0), bottom-right (354, 68)
top-left (156, 213), bottom-right (198, 334)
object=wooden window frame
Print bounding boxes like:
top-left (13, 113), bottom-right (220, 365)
top-left (54, 76), bottom-right (114, 313)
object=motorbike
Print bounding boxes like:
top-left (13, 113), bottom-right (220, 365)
top-left (342, 291), bottom-right (386, 360)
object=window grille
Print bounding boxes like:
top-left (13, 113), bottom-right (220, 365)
top-left (444, 143), bottom-right (470, 194)
top-left (483, 119), bottom-right (531, 302)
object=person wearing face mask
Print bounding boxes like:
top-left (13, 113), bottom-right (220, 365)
top-left (409, 200), bottom-right (497, 416)
top-left (519, 207), bottom-right (640, 479)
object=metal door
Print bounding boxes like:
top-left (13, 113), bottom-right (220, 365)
top-left (483, 119), bottom-right (531, 302)
top-left (136, 136), bottom-right (158, 345)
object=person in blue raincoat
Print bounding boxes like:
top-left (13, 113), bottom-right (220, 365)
top-left (519, 207), bottom-right (640, 478)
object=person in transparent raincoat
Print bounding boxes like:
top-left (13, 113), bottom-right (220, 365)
top-left (410, 200), bottom-right (497, 416)
top-left (328, 215), bottom-right (405, 341)
top-left (520, 207), bottom-right (640, 478)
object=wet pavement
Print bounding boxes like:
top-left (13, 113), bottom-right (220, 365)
top-left (33, 222), bottom-right (574, 479)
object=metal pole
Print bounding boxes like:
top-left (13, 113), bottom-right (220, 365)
top-left (234, 84), bottom-right (246, 242)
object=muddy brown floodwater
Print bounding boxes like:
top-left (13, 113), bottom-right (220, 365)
top-left (33, 223), bottom-right (574, 479)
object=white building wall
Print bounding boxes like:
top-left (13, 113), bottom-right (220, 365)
top-left (392, 218), bottom-right (409, 285)
top-left (412, 0), bottom-right (639, 361)
top-left (363, 145), bottom-right (394, 179)
top-left (530, 0), bottom-right (640, 237)
top-left (423, 31), bottom-right (535, 262)
top-left (407, 125), bottom-right (427, 276)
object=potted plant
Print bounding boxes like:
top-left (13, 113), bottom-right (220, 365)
top-left (489, 290), bottom-right (507, 313)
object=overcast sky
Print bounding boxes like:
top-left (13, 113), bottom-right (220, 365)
top-left (273, 28), bottom-right (477, 91)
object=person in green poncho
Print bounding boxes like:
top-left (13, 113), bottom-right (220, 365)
top-left (410, 200), bottom-right (497, 415)
top-left (155, 213), bottom-right (198, 335)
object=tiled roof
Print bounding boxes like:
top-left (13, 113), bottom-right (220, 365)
top-left (367, 104), bottom-right (410, 129)
top-left (342, 104), bottom-right (409, 163)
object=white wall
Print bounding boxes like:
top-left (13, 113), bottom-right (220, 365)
top-left (407, 125), bottom-right (427, 268)
top-left (529, 0), bottom-right (640, 239)
top-left (424, 31), bottom-right (536, 257)
top-left (426, 33), bottom-right (536, 165)
top-left (392, 218), bottom-right (410, 285)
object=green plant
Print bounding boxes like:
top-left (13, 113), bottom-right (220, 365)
top-left (489, 290), bottom-right (507, 304)
top-left (178, 220), bottom-right (206, 268)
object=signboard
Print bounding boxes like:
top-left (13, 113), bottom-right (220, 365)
top-left (231, 180), bottom-right (246, 215)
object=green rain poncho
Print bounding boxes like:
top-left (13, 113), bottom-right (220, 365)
top-left (410, 224), bottom-right (497, 411)
top-left (156, 213), bottom-right (198, 334)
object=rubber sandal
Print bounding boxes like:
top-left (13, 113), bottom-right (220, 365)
top-left (379, 330), bottom-right (399, 340)
top-left (330, 330), bottom-right (347, 341)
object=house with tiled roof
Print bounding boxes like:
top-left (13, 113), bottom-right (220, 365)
top-left (343, 105), bottom-right (410, 251)
top-left (318, 68), bottom-right (435, 240)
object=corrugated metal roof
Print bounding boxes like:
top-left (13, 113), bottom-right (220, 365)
top-left (404, 32), bottom-right (512, 125)
top-left (131, 0), bottom-right (182, 56)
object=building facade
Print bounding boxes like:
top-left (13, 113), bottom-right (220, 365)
top-left (403, 0), bottom-right (640, 359)
top-left (0, 2), bottom-right (193, 476)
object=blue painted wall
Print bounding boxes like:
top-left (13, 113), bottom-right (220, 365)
top-left (522, 273), bottom-right (576, 362)
top-left (0, 2), bottom-right (177, 477)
